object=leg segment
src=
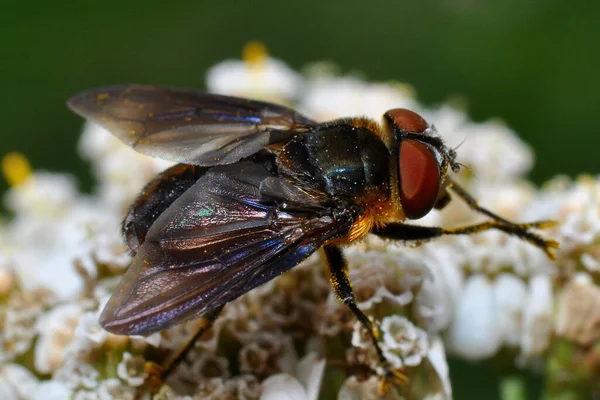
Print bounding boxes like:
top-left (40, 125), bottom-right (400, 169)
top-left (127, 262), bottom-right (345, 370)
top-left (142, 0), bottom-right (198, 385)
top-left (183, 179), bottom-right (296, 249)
top-left (374, 178), bottom-right (559, 258)
top-left (144, 305), bottom-right (224, 394)
top-left (448, 178), bottom-right (555, 229)
top-left (322, 246), bottom-right (408, 389)
top-left (373, 221), bottom-right (559, 259)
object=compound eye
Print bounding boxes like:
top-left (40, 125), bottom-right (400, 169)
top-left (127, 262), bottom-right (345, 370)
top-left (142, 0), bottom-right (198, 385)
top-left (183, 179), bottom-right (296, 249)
top-left (385, 109), bottom-right (428, 133)
top-left (399, 139), bottom-right (441, 219)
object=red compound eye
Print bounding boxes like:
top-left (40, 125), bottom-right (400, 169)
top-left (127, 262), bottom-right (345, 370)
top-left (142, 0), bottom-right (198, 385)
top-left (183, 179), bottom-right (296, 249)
top-left (398, 139), bottom-right (441, 219)
top-left (385, 109), bottom-right (428, 133)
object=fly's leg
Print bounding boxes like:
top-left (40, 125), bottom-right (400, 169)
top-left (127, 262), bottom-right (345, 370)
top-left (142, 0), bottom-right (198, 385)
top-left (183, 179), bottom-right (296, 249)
top-left (373, 221), bottom-right (559, 259)
top-left (143, 305), bottom-right (224, 395)
top-left (448, 179), bottom-right (557, 232)
top-left (322, 245), bottom-right (408, 394)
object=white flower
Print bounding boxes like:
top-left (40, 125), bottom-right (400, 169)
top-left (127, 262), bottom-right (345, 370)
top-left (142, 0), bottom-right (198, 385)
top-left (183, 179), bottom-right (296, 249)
top-left (78, 121), bottom-right (129, 162)
top-left (130, 332), bottom-right (162, 349)
top-left (380, 315), bottom-right (430, 368)
top-left (78, 122), bottom-right (172, 210)
top-left (182, 352), bottom-right (230, 381)
top-left (2, 173), bottom-right (97, 298)
top-left (446, 229), bottom-right (552, 276)
top-left (550, 178), bottom-right (600, 267)
top-left (555, 273), bottom-right (600, 346)
top-left (0, 254), bottom-right (16, 296)
top-left (4, 172), bottom-right (78, 217)
top-left (206, 42), bottom-right (302, 103)
top-left (462, 120), bottom-right (534, 182)
top-left (0, 383), bottom-right (17, 400)
top-left (338, 376), bottom-right (403, 400)
top-left (531, 176), bottom-right (600, 256)
top-left (4, 191), bottom-right (122, 299)
top-left (425, 337), bottom-right (453, 400)
top-left (32, 381), bottom-right (73, 400)
top-left (560, 204), bottom-right (600, 248)
top-left (0, 289), bottom-right (51, 363)
top-left (581, 252), bottom-right (600, 272)
top-left (469, 181), bottom-right (538, 222)
top-left (34, 303), bottom-right (83, 374)
top-left (75, 310), bottom-right (108, 347)
top-left (520, 275), bottom-right (553, 357)
top-left (54, 360), bottom-right (100, 391)
top-left (446, 274), bottom-right (502, 360)
top-left (260, 353), bottom-right (325, 400)
top-left (493, 274), bottom-right (527, 347)
top-left (345, 248), bottom-right (428, 310)
top-left (425, 106), bottom-right (533, 182)
top-left (413, 247), bottom-right (463, 332)
top-left (299, 74), bottom-right (418, 122)
top-left (80, 227), bottom-right (132, 274)
top-left (0, 364), bottom-right (39, 400)
top-left (239, 332), bottom-right (298, 376)
top-left (93, 378), bottom-right (136, 400)
top-left (117, 352), bottom-right (146, 387)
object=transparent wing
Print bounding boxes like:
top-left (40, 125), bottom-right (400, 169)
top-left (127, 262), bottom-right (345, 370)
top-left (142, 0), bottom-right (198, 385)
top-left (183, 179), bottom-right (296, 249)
top-left (100, 162), bottom-right (349, 335)
top-left (68, 85), bottom-right (316, 165)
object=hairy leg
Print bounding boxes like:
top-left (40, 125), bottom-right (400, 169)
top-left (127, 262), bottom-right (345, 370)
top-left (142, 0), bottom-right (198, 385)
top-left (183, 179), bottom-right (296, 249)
top-left (143, 305), bottom-right (224, 395)
top-left (322, 245), bottom-right (408, 393)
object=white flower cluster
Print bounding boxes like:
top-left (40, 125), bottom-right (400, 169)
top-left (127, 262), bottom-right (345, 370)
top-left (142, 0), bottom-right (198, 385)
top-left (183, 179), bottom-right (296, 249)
top-left (1, 43), bottom-right (598, 399)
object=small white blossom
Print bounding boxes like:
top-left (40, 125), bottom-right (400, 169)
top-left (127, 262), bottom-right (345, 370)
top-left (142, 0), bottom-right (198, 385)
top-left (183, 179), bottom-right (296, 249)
top-left (520, 275), bottom-right (554, 357)
top-left (34, 303), bottom-right (83, 374)
top-left (338, 376), bottom-right (403, 400)
top-left (532, 176), bottom-right (600, 255)
top-left (555, 274), bottom-right (600, 346)
top-left (0, 254), bottom-right (16, 296)
top-left (78, 122), bottom-right (172, 210)
top-left (3, 173), bottom-right (95, 298)
top-left (493, 274), bottom-right (528, 347)
top-left (132, 332), bottom-right (162, 348)
top-left (425, 107), bottom-right (533, 182)
top-left (0, 289), bottom-right (52, 363)
top-left (206, 42), bottom-right (302, 103)
top-left (4, 172), bottom-right (78, 217)
top-left (0, 364), bottom-right (39, 399)
top-left (54, 360), bottom-right (100, 391)
top-left (299, 74), bottom-right (419, 122)
top-left (261, 353), bottom-right (325, 400)
top-left (239, 332), bottom-right (298, 376)
top-left (581, 252), bottom-right (600, 272)
top-left (75, 310), bottom-right (109, 346)
top-left (345, 248), bottom-right (428, 310)
top-left (117, 352), bottom-right (146, 387)
top-left (380, 315), bottom-right (430, 368)
top-left (413, 247), bottom-right (463, 332)
top-left (190, 352), bottom-right (230, 380)
top-left (0, 383), bottom-right (16, 400)
top-left (96, 379), bottom-right (136, 400)
top-left (446, 274), bottom-right (502, 360)
top-left (32, 381), bottom-right (73, 400)
top-left (425, 338), bottom-right (453, 400)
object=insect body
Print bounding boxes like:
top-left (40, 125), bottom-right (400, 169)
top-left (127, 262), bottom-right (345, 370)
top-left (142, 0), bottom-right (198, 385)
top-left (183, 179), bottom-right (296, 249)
top-left (68, 85), bottom-right (557, 389)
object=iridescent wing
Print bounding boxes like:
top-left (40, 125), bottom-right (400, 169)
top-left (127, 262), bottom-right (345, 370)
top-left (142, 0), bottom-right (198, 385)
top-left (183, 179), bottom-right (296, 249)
top-left (68, 85), bottom-right (316, 165)
top-left (100, 162), bottom-right (350, 335)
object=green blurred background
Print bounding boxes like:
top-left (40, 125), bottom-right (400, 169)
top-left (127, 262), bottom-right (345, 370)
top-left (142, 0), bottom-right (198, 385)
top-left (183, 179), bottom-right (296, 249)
top-left (1, 0), bottom-right (598, 398)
